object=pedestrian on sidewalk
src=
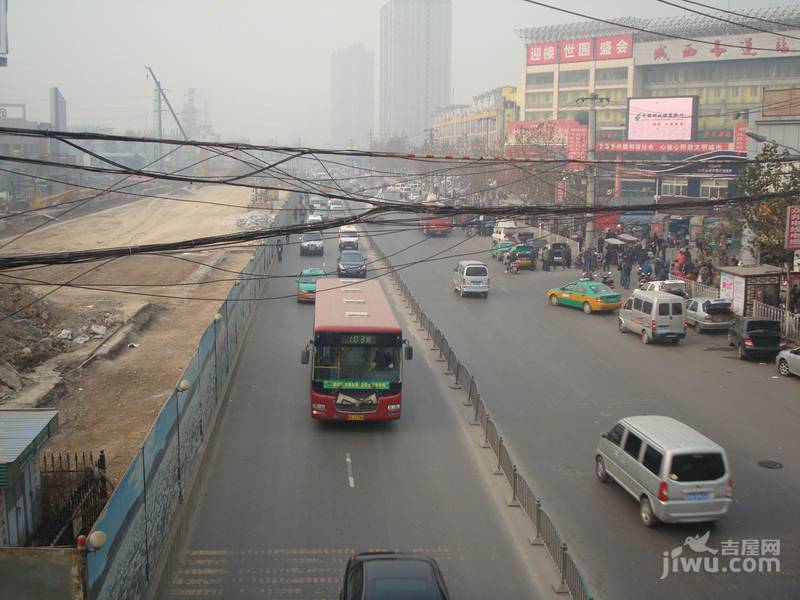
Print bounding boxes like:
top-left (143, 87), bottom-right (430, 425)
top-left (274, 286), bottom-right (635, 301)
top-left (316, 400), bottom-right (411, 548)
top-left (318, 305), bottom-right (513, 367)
top-left (276, 238), bottom-right (284, 262)
top-left (621, 257), bottom-right (633, 289)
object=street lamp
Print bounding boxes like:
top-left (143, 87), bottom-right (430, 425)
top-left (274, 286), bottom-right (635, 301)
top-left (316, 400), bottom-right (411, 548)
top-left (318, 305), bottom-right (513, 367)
top-left (746, 131), bottom-right (800, 155)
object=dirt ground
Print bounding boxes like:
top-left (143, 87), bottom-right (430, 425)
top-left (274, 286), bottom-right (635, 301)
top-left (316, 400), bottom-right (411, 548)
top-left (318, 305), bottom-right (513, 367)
top-left (0, 185), bottom-right (281, 479)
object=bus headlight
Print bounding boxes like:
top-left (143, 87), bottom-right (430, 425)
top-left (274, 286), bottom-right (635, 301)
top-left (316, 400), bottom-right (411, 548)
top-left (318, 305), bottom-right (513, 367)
top-left (312, 403), bottom-right (327, 411)
top-left (387, 404), bottom-right (401, 411)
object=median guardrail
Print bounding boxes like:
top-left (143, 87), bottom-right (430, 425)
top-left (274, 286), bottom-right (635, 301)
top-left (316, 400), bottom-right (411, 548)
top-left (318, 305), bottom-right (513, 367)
top-left (364, 228), bottom-right (595, 600)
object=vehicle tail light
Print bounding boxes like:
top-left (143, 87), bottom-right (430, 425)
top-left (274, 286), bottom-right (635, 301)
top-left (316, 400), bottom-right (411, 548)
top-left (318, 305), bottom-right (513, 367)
top-left (683, 320), bottom-right (688, 330)
top-left (651, 319), bottom-right (657, 332)
top-left (704, 315), bottom-right (712, 321)
top-left (658, 481), bottom-right (669, 502)
top-left (780, 339), bottom-right (789, 349)
top-left (744, 338), bottom-right (754, 347)
top-left (726, 479), bottom-right (733, 498)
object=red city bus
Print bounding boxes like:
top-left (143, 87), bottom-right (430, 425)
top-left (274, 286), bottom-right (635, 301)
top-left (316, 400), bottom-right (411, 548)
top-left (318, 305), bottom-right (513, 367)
top-left (301, 278), bottom-right (413, 421)
top-left (419, 200), bottom-right (453, 236)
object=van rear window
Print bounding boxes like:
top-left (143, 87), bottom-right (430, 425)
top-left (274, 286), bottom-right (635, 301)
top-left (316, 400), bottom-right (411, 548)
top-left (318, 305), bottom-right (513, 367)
top-left (642, 301), bottom-right (653, 314)
top-left (669, 453), bottom-right (725, 482)
top-left (672, 303), bottom-right (683, 316)
top-left (465, 266), bottom-right (487, 277)
top-left (658, 303), bottom-right (670, 316)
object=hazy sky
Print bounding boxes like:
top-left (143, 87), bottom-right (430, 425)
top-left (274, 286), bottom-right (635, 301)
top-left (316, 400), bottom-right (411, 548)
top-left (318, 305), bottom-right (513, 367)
top-left (0, 0), bottom-right (787, 145)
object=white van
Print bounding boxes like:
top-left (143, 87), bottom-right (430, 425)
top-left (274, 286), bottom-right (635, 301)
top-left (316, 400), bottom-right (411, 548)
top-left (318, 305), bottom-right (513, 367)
top-left (453, 260), bottom-right (489, 298)
top-left (618, 290), bottom-right (687, 344)
top-left (491, 220), bottom-right (520, 242)
top-left (596, 416), bottom-right (732, 527)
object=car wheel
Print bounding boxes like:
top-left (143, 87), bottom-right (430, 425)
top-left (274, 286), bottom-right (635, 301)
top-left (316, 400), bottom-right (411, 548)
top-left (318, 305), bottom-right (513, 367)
top-left (696, 324), bottom-right (703, 334)
top-left (550, 295), bottom-right (559, 306)
top-left (738, 344), bottom-right (748, 360)
top-left (670, 337), bottom-right (681, 344)
top-left (640, 497), bottom-right (658, 528)
top-left (459, 288), bottom-right (464, 297)
top-left (595, 456), bottom-right (609, 483)
top-left (482, 291), bottom-right (489, 298)
top-left (778, 359), bottom-right (792, 377)
top-left (582, 302), bottom-right (592, 315)
top-left (618, 319), bottom-right (626, 333)
top-left (641, 330), bottom-right (650, 344)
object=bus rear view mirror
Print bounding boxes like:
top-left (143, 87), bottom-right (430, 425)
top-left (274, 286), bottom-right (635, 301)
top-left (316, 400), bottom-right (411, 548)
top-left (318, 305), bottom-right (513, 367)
top-left (301, 348), bottom-right (310, 364)
top-left (404, 345), bottom-right (413, 361)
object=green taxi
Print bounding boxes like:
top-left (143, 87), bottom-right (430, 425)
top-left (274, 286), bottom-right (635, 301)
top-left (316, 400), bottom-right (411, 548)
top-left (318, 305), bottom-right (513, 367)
top-left (490, 239), bottom-right (516, 261)
top-left (296, 268), bottom-right (327, 303)
top-left (547, 279), bottom-right (622, 314)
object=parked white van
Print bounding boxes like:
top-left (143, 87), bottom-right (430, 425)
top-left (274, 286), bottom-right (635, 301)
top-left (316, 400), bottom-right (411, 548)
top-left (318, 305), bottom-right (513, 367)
top-left (596, 416), bottom-right (732, 527)
top-left (618, 290), bottom-right (687, 344)
top-left (453, 261), bottom-right (489, 298)
top-left (492, 220), bottom-right (521, 242)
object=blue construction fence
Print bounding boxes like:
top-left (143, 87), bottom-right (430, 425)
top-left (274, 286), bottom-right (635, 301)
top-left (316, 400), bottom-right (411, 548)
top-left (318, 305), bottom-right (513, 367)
top-left (85, 223), bottom-right (282, 600)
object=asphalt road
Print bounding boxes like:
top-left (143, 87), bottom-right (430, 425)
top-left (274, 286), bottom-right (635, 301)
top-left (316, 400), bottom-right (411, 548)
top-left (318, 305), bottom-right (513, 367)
top-left (368, 214), bottom-right (800, 600)
top-left (159, 230), bottom-right (539, 600)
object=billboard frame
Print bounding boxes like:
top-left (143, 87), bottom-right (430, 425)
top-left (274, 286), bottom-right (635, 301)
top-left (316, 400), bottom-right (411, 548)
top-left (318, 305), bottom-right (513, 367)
top-left (625, 95), bottom-right (699, 143)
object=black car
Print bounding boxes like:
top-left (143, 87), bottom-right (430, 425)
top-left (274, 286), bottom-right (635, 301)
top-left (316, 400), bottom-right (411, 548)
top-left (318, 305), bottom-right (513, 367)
top-left (727, 317), bottom-right (784, 360)
top-left (340, 552), bottom-right (450, 600)
top-left (338, 250), bottom-right (367, 278)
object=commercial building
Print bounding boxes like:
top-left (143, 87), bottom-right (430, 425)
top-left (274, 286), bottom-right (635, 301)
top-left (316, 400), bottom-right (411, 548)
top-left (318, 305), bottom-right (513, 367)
top-left (431, 86), bottom-right (518, 155)
top-left (513, 6), bottom-right (800, 218)
top-left (379, 0), bottom-right (452, 143)
top-left (330, 42), bottom-right (374, 149)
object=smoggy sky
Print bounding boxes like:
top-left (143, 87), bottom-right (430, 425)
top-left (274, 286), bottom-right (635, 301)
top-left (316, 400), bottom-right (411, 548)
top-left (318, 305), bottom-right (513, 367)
top-left (0, 0), bottom-right (786, 145)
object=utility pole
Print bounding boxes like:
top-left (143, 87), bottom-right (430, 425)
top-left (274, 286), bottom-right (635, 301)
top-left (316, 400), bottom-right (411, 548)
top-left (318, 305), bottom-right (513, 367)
top-left (578, 92), bottom-right (608, 252)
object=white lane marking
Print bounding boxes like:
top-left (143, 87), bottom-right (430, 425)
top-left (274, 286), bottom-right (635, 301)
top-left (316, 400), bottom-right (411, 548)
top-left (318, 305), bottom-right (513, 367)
top-left (346, 453), bottom-right (355, 488)
top-left (497, 285), bottom-right (512, 295)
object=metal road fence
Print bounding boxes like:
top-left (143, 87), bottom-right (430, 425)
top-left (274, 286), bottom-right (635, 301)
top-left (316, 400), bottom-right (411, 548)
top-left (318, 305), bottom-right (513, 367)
top-left (364, 229), bottom-right (594, 600)
top-left (85, 205), bottom-right (288, 600)
top-left (753, 300), bottom-right (800, 342)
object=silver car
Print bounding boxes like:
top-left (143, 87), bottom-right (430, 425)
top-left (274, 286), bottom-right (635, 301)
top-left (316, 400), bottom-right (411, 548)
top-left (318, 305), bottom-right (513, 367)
top-left (596, 416), bottom-right (732, 527)
top-left (685, 297), bottom-right (734, 333)
top-left (776, 346), bottom-right (800, 377)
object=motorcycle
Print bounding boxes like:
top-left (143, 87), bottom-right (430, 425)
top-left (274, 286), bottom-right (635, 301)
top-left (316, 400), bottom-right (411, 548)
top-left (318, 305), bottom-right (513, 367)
top-left (582, 271), bottom-right (615, 288)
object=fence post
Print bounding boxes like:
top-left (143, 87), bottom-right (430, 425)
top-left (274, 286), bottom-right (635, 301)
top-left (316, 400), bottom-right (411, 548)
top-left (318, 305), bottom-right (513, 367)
top-left (509, 466), bottom-right (520, 507)
top-left (444, 350), bottom-right (454, 375)
top-left (481, 415), bottom-right (491, 448)
top-left (469, 392), bottom-right (480, 426)
top-left (553, 543), bottom-right (569, 594)
top-left (530, 498), bottom-right (544, 545)
top-left (494, 437), bottom-right (504, 475)
top-left (449, 363), bottom-right (462, 390)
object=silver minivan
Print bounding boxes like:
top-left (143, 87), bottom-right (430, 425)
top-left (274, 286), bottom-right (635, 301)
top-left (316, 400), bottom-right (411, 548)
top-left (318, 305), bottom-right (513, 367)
top-left (618, 290), bottom-right (687, 344)
top-left (595, 416), bottom-right (733, 527)
top-left (453, 260), bottom-right (489, 298)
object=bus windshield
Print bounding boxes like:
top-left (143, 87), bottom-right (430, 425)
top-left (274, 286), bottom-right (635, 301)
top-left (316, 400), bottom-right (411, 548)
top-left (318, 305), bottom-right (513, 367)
top-left (313, 344), bottom-right (401, 385)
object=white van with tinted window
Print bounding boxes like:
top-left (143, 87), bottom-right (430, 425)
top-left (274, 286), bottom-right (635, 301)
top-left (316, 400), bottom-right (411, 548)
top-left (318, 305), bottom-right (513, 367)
top-left (453, 260), bottom-right (489, 298)
top-left (618, 290), bottom-right (687, 344)
top-left (596, 415), bottom-right (732, 527)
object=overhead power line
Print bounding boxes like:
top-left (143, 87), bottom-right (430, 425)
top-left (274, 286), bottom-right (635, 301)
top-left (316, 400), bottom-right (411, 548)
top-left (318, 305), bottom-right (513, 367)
top-left (680, 0), bottom-right (800, 30)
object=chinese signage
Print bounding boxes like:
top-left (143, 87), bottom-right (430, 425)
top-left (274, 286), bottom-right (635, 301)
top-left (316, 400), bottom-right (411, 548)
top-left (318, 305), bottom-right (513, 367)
top-left (634, 30), bottom-right (800, 65)
top-left (555, 181), bottom-right (566, 204)
top-left (596, 141), bottom-right (729, 153)
top-left (733, 122), bottom-right (749, 154)
top-left (567, 126), bottom-right (589, 162)
top-left (322, 380), bottom-right (390, 390)
top-left (787, 206), bottom-right (800, 250)
top-left (527, 34), bottom-right (632, 65)
top-left (627, 97), bottom-right (697, 141)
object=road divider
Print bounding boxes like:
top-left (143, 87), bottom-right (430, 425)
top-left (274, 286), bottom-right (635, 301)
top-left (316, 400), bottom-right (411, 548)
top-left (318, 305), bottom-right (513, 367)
top-left (364, 228), bottom-right (595, 600)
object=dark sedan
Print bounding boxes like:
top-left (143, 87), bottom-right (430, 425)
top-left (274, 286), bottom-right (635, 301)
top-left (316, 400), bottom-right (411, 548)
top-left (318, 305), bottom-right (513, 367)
top-left (340, 552), bottom-right (450, 600)
top-left (338, 250), bottom-right (367, 278)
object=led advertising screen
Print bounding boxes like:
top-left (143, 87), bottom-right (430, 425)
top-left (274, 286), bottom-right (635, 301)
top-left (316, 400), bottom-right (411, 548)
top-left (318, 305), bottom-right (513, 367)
top-left (626, 96), bottom-right (698, 142)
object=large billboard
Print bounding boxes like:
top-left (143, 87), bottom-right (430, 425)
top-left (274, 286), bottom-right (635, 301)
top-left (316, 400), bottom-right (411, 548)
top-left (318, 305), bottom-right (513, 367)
top-left (626, 96), bottom-right (698, 142)
top-left (527, 34), bottom-right (632, 66)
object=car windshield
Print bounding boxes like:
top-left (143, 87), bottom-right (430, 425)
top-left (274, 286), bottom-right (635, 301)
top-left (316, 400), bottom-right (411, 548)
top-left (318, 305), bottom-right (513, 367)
top-left (341, 252), bottom-right (364, 263)
top-left (299, 272), bottom-right (323, 283)
top-left (669, 453), bottom-right (726, 482)
top-left (304, 231), bottom-right (322, 241)
top-left (465, 266), bottom-right (487, 277)
top-left (661, 283), bottom-right (686, 294)
top-left (314, 345), bottom-right (401, 383)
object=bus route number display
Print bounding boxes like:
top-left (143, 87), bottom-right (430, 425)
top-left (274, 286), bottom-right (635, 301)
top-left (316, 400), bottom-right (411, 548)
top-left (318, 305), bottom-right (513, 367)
top-left (340, 334), bottom-right (377, 345)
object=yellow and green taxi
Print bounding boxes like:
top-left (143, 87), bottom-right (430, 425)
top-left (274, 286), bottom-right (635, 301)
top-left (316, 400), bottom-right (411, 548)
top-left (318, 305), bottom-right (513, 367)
top-left (507, 244), bottom-right (536, 269)
top-left (296, 268), bottom-right (326, 303)
top-left (547, 279), bottom-right (622, 314)
top-left (490, 239), bottom-right (516, 261)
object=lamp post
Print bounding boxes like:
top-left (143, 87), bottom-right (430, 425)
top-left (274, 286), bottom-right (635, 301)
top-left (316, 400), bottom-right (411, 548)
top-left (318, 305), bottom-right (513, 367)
top-left (745, 131), bottom-right (800, 155)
